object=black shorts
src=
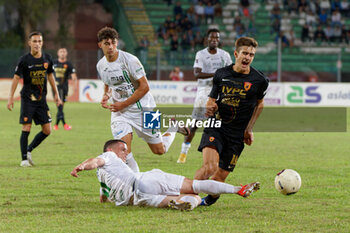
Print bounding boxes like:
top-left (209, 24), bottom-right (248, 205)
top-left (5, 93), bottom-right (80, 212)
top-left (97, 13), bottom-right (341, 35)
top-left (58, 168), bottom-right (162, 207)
top-left (198, 128), bottom-right (244, 172)
top-left (57, 85), bottom-right (68, 102)
top-left (20, 101), bottom-right (52, 125)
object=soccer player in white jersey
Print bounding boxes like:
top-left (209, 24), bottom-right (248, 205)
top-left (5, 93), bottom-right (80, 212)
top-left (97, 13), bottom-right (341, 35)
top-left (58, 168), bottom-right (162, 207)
top-left (177, 29), bottom-right (232, 164)
top-left (70, 139), bottom-right (260, 211)
top-left (96, 27), bottom-right (189, 172)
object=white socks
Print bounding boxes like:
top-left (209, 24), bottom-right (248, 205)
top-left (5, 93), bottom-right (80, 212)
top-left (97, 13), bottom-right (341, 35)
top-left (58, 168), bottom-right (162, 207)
top-left (179, 196), bottom-right (199, 210)
top-left (162, 126), bottom-right (177, 153)
top-left (192, 180), bottom-right (241, 195)
top-left (126, 152), bottom-right (139, 172)
top-left (181, 142), bottom-right (191, 154)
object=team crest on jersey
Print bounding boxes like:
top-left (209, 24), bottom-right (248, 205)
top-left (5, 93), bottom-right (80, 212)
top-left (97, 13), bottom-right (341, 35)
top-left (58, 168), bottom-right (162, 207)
top-left (209, 136), bottom-right (215, 142)
top-left (244, 82), bottom-right (252, 91)
top-left (24, 117), bottom-right (28, 122)
top-left (43, 62), bottom-right (48, 69)
top-left (63, 64), bottom-right (68, 69)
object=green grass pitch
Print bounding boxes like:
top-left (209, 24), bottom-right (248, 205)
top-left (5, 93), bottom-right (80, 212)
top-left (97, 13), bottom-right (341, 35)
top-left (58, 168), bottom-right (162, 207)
top-left (0, 101), bottom-right (349, 232)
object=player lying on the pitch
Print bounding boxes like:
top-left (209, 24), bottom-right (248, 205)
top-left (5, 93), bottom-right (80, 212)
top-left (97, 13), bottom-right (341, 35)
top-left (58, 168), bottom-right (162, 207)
top-left (70, 139), bottom-right (260, 211)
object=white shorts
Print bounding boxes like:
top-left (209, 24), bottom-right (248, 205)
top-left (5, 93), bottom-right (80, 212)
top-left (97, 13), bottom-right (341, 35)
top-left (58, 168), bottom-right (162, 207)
top-left (111, 111), bottom-right (162, 144)
top-left (191, 85), bottom-right (212, 120)
top-left (133, 169), bottom-right (185, 207)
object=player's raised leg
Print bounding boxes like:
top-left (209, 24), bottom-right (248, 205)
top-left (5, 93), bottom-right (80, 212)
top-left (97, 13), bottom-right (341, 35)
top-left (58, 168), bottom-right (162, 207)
top-left (181, 177), bottom-right (260, 198)
top-left (27, 122), bottom-right (51, 165)
top-left (147, 121), bottom-right (190, 155)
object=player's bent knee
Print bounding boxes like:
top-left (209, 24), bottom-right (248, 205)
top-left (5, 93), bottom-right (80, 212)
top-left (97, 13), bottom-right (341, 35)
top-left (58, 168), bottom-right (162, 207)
top-left (42, 127), bottom-right (51, 135)
top-left (22, 124), bottom-right (32, 131)
top-left (151, 147), bottom-right (165, 155)
top-left (43, 129), bottom-right (51, 135)
top-left (205, 164), bottom-right (218, 177)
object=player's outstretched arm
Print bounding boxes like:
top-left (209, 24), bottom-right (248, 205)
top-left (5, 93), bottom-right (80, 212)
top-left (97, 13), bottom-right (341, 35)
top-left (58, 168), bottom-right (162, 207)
top-left (48, 73), bottom-right (62, 106)
top-left (70, 158), bottom-right (105, 177)
top-left (7, 74), bottom-right (20, 111)
top-left (244, 99), bottom-right (265, 146)
top-left (108, 76), bottom-right (149, 112)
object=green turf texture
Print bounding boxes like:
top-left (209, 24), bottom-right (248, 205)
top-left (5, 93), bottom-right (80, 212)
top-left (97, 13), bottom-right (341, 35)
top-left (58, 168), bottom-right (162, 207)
top-left (0, 101), bottom-right (349, 232)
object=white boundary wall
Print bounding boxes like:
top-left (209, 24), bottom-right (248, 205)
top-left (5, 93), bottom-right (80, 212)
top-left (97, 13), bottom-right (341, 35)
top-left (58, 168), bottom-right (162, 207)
top-left (77, 80), bottom-right (350, 107)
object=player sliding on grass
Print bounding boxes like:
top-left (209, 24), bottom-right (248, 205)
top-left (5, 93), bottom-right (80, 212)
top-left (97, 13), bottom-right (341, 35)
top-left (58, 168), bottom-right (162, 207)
top-left (70, 139), bottom-right (260, 211)
top-left (195, 37), bottom-right (269, 206)
top-left (96, 27), bottom-right (189, 173)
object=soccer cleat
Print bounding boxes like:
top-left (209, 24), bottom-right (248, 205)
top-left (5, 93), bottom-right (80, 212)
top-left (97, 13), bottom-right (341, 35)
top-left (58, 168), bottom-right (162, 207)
top-left (20, 160), bottom-right (32, 167)
top-left (177, 153), bottom-right (187, 164)
top-left (200, 195), bottom-right (220, 206)
top-left (53, 125), bottom-right (59, 130)
top-left (237, 182), bottom-right (260, 198)
top-left (27, 151), bottom-right (34, 166)
top-left (64, 124), bottom-right (72, 130)
top-left (168, 200), bottom-right (192, 211)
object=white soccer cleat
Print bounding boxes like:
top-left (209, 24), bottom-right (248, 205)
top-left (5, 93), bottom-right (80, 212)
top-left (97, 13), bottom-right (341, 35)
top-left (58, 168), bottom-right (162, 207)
top-left (27, 151), bottom-right (34, 166)
top-left (168, 200), bottom-right (193, 211)
top-left (20, 160), bottom-right (32, 167)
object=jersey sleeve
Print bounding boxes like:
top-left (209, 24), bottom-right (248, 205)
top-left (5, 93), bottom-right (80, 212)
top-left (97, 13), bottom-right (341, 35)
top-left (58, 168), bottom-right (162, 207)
top-left (128, 55), bottom-right (146, 80)
top-left (257, 77), bottom-right (269, 100)
top-left (208, 70), bottom-right (221, 99)
top-left (14, 57), bottom-right (25, 77)
top-left (193, 51), bottom-right (203, 69)
top-left (97, 152), bottom-right (115, 167)
top-left (47, 54), bottom-right (54, 74)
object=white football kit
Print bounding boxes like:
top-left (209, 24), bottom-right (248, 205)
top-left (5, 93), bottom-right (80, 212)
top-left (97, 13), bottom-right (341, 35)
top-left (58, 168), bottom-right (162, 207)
top-left (192, 48), bottom-right (232, 120)
top-left (97, 152), bottom-right (185, 207)
top-left (97, 50), bottom-right (161, 144)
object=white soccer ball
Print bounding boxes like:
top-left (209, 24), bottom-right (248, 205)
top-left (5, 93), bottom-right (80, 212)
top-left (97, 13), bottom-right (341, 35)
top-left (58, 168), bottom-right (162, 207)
top-left (274, 169), bottom-right (302, 195)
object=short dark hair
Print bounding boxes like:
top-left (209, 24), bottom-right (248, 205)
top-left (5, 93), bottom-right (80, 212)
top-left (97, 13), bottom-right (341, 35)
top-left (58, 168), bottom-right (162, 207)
top-left (235, 37), bottom-right (258, 52)
top-left (207, 28), bottom-right (220, 37)
top-left (103, 139), bottom-right (126, 152)
top-left (29, 31), bottom-right (42, 39)
top-left (97, 27), bottom-right (119, 42)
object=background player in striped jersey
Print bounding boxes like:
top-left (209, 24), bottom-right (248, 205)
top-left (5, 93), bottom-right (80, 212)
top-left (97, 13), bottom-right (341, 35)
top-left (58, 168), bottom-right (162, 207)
top-left (177, 29), bottom-right (232, 164)
top-left (96, 27), bottom-right (189, 173)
